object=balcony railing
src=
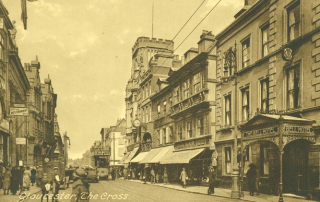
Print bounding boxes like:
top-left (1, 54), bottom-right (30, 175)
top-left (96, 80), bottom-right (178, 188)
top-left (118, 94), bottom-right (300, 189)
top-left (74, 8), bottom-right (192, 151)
top-left (141, 141), bottom-right (152, 152)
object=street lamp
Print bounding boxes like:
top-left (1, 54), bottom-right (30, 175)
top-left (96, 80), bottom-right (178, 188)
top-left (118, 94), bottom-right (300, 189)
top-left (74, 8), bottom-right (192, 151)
top-left (222, 42), bottom-right (243, 199)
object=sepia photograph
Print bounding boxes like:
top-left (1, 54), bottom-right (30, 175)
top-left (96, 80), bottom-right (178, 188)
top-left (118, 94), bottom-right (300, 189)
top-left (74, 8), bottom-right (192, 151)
top-left (0, 0), bottom-right (319, 201)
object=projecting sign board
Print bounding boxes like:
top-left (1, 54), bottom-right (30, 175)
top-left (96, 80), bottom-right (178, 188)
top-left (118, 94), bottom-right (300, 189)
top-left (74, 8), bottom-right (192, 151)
top-left (10, 108), bottom-right (28, 116)
top-left (16, 137), bottom-right (26, 145)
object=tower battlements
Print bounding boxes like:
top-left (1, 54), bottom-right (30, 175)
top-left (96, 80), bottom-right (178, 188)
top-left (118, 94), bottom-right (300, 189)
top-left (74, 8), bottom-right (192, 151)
top-left (132, 37), bottom-right (174, 55)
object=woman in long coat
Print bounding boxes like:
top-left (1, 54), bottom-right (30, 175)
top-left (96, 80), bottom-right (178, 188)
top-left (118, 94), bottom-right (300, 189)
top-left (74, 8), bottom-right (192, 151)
top-left (246, 164), bottom-right (257, 196)
top-left (30, 167), bottom-right (36, 186)
top-left (23, 166), bottom-right (31, 190)
top-left (10, 166), bottom-right (20, 195)
top-left (3, 167), bottom-right (11, 195)
top-left (180, 167), bottom-right (187, 188)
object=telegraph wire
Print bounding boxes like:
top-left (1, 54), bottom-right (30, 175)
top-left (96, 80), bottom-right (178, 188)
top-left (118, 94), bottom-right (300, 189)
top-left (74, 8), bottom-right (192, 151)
top-left (158, 0), bottom-right (222, 68)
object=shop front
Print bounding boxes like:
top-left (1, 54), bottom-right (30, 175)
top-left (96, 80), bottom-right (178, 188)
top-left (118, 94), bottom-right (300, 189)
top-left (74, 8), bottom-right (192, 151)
top-left (240, 114), bottom-right (317, 199)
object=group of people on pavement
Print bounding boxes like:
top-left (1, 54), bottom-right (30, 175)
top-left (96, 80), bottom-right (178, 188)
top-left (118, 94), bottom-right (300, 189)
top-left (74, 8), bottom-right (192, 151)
top-left (0, 164), bottom-right (43, 196)
top-left (246, 163), bottom-right (260, 196)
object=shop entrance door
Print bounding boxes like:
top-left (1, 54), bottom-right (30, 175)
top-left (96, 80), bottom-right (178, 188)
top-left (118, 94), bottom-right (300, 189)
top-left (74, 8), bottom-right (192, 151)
top-left (283, 140), bottom-right (309, 193)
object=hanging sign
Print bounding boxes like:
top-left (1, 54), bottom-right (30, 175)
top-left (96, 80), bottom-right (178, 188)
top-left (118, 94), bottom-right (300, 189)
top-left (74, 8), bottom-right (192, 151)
top-left (10, 107), bottom-right (28, 116)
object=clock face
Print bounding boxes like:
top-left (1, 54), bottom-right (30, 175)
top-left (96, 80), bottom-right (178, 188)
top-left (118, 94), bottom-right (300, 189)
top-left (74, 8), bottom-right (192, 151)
top-left (133, 119), bottom-right (140, 127)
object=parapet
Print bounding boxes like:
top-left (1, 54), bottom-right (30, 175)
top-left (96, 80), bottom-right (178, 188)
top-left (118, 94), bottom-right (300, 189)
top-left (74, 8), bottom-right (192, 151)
top-left (132, 37), bottom-right (174, 55)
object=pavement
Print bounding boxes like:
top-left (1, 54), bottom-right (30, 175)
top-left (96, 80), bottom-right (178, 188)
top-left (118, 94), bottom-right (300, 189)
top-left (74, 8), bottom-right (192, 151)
top-left (0, 185), bottom-right (41, 202)
top-left (127, 179), bottom-right (315, 202)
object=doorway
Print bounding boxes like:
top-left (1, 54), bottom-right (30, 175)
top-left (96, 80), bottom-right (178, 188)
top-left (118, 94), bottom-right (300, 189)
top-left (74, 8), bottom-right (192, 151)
top-left (283, 140), bottom-right (310, 193)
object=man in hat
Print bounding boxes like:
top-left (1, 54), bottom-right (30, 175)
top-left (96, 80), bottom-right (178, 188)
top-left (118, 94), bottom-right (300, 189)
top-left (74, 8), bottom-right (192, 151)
top-left (207, 166), bottom-right (215, 195)
top-left (246, 164), bottom-right (257, 196)
top-left (71, 168), bottom-right (90, 202)
top-left (52, 167), bottom-right (61, 202)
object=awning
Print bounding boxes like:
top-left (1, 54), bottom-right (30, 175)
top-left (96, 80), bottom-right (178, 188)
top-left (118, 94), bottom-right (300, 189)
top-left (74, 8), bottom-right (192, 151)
top-left (123, 147), bottom-right (139, 164)
top-left (139, 148), bottom-right (162, 164)
top-left (149, 145), bottom-right (174, 164)
top-left (160, 148), bottom-right (205, 164)
top-left (130, 152), bottom-right (149, 163)
top-left (119, 152), bottom-right (131, 164)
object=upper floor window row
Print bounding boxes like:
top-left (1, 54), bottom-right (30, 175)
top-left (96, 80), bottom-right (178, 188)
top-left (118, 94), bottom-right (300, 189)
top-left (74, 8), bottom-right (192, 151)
top-left (173, 71), bottom-right (205, 103)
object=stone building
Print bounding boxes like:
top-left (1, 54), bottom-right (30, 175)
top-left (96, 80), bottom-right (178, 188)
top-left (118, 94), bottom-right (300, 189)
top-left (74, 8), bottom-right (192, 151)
top-left (125, 37), bottom-right (174, 153)
top-left (23, 57), bottom-right (44, 167)
top-left (212, 0), bottom-right (320, 197)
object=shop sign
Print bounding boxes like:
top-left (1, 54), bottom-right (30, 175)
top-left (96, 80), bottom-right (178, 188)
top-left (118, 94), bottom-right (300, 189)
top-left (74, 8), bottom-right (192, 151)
top-left (284, 126), bottom-right (313, 134)
top-left (10, 107), bottom-right (28, 116)
top-left (16, 137), bottom-right (26, 145)
top-left (243, 127), bottom-right (278, 138)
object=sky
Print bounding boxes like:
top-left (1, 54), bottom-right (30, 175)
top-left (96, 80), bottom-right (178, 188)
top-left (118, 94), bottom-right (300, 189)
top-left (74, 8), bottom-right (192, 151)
top-left (2, 0), bottom-right (243, 159)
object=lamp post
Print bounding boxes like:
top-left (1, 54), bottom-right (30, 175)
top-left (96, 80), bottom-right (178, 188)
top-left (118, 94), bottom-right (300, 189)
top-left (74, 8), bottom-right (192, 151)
top-left (222, 42), bottom-right (242, 199)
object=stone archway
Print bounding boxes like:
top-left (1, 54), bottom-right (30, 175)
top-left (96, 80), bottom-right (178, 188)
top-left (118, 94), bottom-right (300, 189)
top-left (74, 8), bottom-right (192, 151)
top-left (143, 132), bottom-right (152, 143)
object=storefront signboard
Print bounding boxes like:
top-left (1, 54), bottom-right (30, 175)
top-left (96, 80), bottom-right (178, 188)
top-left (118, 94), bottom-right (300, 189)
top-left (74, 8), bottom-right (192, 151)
top-left (243, 126), bottom-right (278, 138)
top-left (16, 137), bottom-right (26, 145)
top-left (10, 107), bottom-right (28, 116)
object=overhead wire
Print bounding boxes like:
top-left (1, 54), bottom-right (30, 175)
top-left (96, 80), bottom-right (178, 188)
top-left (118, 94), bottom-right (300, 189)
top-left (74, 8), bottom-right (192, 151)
top-left (158, 0), bottom-right (223, 68)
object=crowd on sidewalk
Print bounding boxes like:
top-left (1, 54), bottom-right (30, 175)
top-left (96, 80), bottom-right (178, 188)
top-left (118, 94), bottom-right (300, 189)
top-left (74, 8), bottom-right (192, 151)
top-left (0, 163), bottom-right (41, 196)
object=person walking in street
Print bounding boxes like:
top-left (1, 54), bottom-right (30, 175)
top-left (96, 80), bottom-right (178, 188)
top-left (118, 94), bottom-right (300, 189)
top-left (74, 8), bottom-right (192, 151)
top-left (150, 167), bottom-right (155, 184)
top-left (31, 167), bottom-right (36, 186)
top-left (52, 167), bottom-right (61, 202)
top-left (36, 165), bottom-right (43, 187)
top-left (246, 164), bottom-right (257, 196)
top-left (40, 173), bottom-right (50, 202)
top-left (3, 167), bottom-right (11, 195)
top-left (10, 166), bottom-right (20, 195)
top-left (71, 168), bottom-right (90, 202)
top-left (207, 166), bottom-right (215, 195)
top-left (255, 167), bottom-right (260, 195)
top-left (23, 166), bottom-right (31, 191)
top-left (180, 167), bottom-right (188, 189)
top-left (163, 167), bottom-right (168, 184)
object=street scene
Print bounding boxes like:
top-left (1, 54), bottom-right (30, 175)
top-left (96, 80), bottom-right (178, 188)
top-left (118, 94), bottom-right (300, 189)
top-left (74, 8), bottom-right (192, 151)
top-left (1, 0), bottom-right (320, 202)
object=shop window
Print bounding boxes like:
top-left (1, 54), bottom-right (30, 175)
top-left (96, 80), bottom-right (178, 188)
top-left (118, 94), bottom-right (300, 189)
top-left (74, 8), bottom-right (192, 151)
top-left (261, 78), bottom-right (269, 112)
top-left (260, 145), bottom-right (269, 175)
top-left (225, 95), bottom-right (231, 126)
top-left (225, 147), bottom-right (232, 174)
top-left (288, 1), bottom-right (300, 42)
top-left (287, 65), bottom-right (300, 109)
top-left (242, 37), bottom-right (251, 68)
top-left (261, 24), bottom-right (269, 57)
top-left (241, 87), bottom-right (250, 121)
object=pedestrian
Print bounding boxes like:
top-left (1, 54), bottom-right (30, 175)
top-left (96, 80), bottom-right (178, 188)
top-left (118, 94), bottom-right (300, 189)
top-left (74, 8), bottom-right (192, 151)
top-left (143, 166), bottom-right (148, 184)
top-left (163, 167), bottom-right (168, 184)
top-left (123, 168), bottom-right (127, 180)
top-left (155, 168), bottom-right (159, 183)
top-left (150, 167), bottom-right (155, 184)
top-left (71, 168), bottom-right (90, 202)
top-left (3, 167), bottom-right (11, 195)
top-left (255, 167), bottom-right (260, 195)
top-left (40, 173), bottom-right (50, 202)
top-left (246, 164), bottom-right (257, 196)
top-left (180, 167), bottom-right (188, 189)
top-left (23, 166), bottom-right (31, 191)
top-left (52, 167), bottom-right (61, 202)
top-left (36, 165), bottom-right (44, 187)
top-left (10, 166), bottom-right (20, 195)
top-left (31, 167), bottom-right (36, 186)
top-left (131, 168), bottom-right (135, 180)
top-left (111, 167), bottom-right (116, 180)
top-left (207, 166), bottom-right (215, 195)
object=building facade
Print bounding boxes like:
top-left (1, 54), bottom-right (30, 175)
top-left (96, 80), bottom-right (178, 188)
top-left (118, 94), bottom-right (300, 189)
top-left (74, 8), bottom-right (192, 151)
top-left (125, 37), bottom-right (174, 152)
top-left (106, 119), bottom-right (126, 166)
top-left (213, 0), bottom-right (320, 196)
